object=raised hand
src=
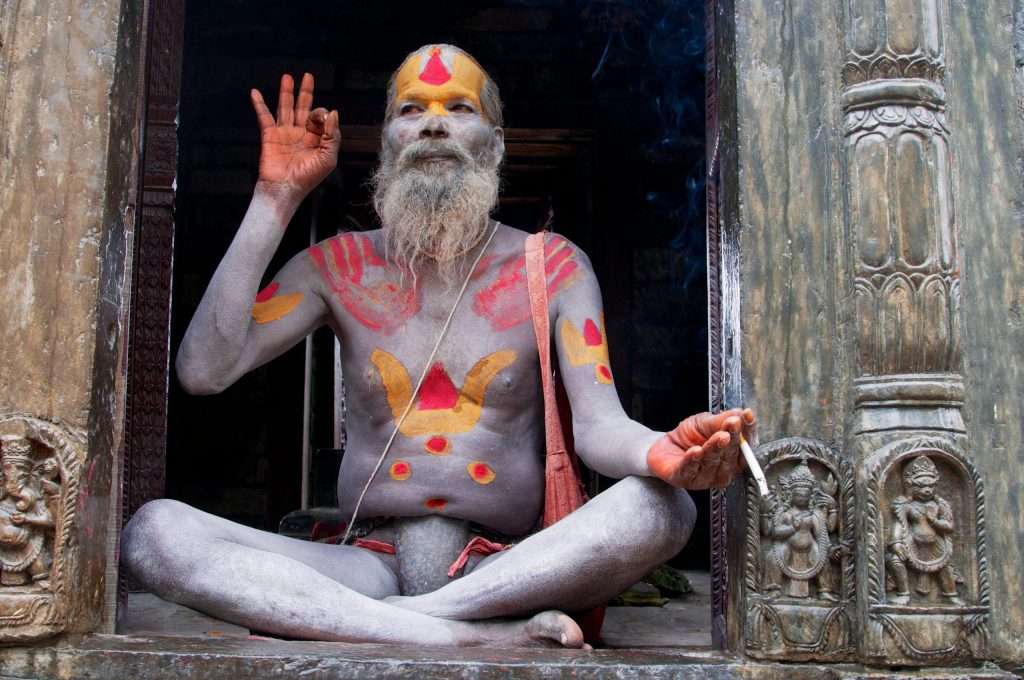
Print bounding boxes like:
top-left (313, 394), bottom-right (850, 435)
top-left (250, 73), bottom-right (340, 202)
top-left (646, 408), bottom-right (756, 490)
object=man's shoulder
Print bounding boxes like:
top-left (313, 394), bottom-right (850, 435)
top-left (492, 223), bottom-right (592, 265)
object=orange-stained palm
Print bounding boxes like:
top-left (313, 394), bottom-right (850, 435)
top-left (646, 408), bottom-right (756, 490)
top-left (250, 73), bottom-right (341, 199)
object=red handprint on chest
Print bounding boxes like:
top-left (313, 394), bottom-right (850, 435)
top-left (473, 234), bottom-right (581, 331)
top-left (308, 233), bottom-right (419, 333)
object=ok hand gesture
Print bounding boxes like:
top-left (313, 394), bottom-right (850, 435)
top-left (250, 73), bottom-right (340, 202)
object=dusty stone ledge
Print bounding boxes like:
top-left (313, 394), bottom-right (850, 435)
top-left (0, 634), bottom-right (1017, 680)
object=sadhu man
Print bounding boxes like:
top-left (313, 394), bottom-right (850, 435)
top-left (122, 44), bottom-right (755, 648)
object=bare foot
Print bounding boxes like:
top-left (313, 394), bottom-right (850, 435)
top-left (454, 610), bottom-right (586, 649)
top-left (522, 610), bottom-right (586, 648)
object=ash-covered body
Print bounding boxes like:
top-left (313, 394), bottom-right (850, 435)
top-left (121, 43), bottom-right (752, 648)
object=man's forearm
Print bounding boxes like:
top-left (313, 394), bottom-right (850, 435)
top-left (176, 186), bottom-right (301, 393)
top-left (572, 415), bottom-right (660, 480)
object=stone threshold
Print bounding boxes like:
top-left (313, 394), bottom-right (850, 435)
top-left (0, 634), bottom-right (1017, 679)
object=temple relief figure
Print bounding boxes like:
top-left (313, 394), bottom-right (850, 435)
top-left (0, 436), bottom-right (55, 588)
top-left (886, 455), bottom-right (962, 605)
top-left (761, 458), bottom-right (838, 601)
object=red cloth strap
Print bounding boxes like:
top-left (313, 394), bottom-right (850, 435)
top-left (352, 538), bottom-right (397, 555)
top-left (525, 232), bottom-right (587, 528)
top-left (446, 536), bottom-right (511, 577)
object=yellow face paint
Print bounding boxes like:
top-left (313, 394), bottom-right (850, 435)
top-left (393, 46), bottom-right (486, 116)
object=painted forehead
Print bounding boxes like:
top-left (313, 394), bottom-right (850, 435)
top-left (394, 46), bottom-right (486, 109)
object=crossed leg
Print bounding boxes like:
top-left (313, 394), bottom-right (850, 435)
top-left (121, 475), bottom-right (695, 646)
top-left (393, 475), bottom-right (697, 619)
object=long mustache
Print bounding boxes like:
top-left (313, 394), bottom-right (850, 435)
top-left (396, 139), bottom-right (474, 169)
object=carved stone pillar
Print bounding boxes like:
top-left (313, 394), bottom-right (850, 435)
top-left (841, 0), bottom-right (989, 665)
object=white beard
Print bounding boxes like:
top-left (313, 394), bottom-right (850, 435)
top-left (372, 137), bottom-right (501, 285)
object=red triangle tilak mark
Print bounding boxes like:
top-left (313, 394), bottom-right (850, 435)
top-left (419, 49), bottom-right (452, 85)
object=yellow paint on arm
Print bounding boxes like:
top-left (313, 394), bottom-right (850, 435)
top-left (251, 292), bottom-right (304, 324)
top-left (560, 316), bottom-right (613, 384)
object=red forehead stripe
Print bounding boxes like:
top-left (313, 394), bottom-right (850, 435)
top-left (420, 49), bottom-right (451, 85)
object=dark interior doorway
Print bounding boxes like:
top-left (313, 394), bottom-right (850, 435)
top-left (165, 0), bottom-right (710, 569)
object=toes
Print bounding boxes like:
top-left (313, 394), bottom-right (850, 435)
top-left (526, 611), bottom-right (585, 648)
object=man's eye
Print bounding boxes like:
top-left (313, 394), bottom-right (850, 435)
top-left (400, 104), bottom-right (423, 116)
top-left (450, 103), bottom-right (474, 113)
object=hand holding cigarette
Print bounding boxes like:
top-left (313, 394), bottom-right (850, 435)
top-left (647, 408), bottom-right (758, 491)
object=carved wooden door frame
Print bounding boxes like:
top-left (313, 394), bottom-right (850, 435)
top-left (120, 0), bottom-right (185, 591)
top-left (124, 0), bottom-right (737, 652)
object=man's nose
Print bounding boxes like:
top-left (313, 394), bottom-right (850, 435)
top-left (419, 115), bottom-right (449, 139)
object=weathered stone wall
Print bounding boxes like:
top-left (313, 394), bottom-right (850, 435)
top-left (0, 0), bottom-right (140, 636)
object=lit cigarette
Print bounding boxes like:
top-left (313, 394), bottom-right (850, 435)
top-left (740, 434), bottom-right (769, 497)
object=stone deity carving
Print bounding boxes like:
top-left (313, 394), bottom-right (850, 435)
top-left (760, 458), bottom-right (838, 601)
top-left (121, 44), bottom-right (756, 647)
top-left (885, 455), bottom-right (962, 605)
top-left (0, 436), bottom-right (54, 588)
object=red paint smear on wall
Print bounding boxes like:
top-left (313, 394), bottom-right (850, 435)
top-left (255, 282), bottom-right (280, 303)
top-left (420, 49), bottom-right (452, 85)
top-left (583, 319), bottom-right (603, 346)
top-left (308, 233), bottom-right (419, 334)
top-left (473, 235), bottom-right (580, 331)
top-left (419, 363), bottom-right (460, 410)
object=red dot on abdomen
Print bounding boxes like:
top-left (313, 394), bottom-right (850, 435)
top-left (425, 436), bottom-right (451, 455)
top-left (425, 498), bottom-right (448, 510)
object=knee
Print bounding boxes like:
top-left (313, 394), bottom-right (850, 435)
top-left (617, 476), bottom-right (697, 562)
top-left (122, 499), bottom-right (200, 594)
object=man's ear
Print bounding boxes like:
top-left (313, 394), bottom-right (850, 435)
top-left (492, 126), bottom-right (505, 159)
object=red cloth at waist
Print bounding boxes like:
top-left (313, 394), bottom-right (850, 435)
top-left (349, 534), bottom-right (510, 577)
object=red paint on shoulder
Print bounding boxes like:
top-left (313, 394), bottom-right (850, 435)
top-left (420, 49), bottom-right (452, 85)
top-left (255, 282), bottom-right (280, 303)
top-left (473, 235), bottom-right (584, 331)
top-left (471, 254), bottom-right (498, 280)
top-left (583, 319), bottom-right (603, 346)
top-left (425, 498), bottom-right (448, 510)
top-left (310, 234), bottom-right (420, 334)
top-left (419, 363), bottom-right (459, 410)
top-left (361, 234), bottom-right (384, 266)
